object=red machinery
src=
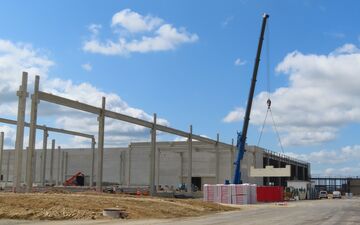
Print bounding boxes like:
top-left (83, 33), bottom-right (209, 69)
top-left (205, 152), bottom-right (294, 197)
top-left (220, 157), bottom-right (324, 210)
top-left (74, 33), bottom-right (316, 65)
top-left (63, 171), bottom-right (84, 186)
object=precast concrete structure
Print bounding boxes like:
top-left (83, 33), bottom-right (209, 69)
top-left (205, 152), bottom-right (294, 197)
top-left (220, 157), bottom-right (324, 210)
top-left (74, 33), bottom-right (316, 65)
top-left (0, 143), bottom-right (310, 190)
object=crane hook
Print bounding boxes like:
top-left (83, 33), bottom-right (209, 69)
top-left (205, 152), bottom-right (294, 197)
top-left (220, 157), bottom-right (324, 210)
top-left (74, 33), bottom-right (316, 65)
top-left (267, 98), bottom-right (271, 109)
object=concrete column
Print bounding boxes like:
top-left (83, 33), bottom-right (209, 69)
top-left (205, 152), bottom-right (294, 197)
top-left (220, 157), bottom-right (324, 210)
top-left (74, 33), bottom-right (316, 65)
top-left (49, 139), bottom-right (55, 185)
top-left (96, 97), bottom-right (106, 192)
top-left (90, 138), bottom-right (96, 187)
top-left (26, 75), bottom-right (40, 193)
top-left (215, 133), bottom-right (220, 184)
top-left (155, 148), bottom-right (160, 190)
top-left (230, 138), bottom-right (235, 181)
top-left (127, 145), bottom-right (132, 186)
top-left (13, 72), bottom-right (28, 192)
top-left (295, 164), bottom-right (299, 180)
top-left (180, 152), bottom-right (184, 184)
top-left (187, 125), bottom-right (192, 194)
top-left (266, 156), bottom-right (270, 185)
top-left (60, 151), bottom-right (65, 184)
top-left (119, 151), bottom-right (122, 185)
top-left (56, 146), bottom-right (61, 186)
top-left (302, 166), bottom-right (306, 181)
top-left (149, 113), bottom-right (156, 196)
top-left (278, 160), bottom-right (281, 186)
top-left (64, 152), bottom-right (68, 181)
top-left (40, 128), bottom-right (48, 186)
top-left (0, 132), bottom-right (4, 181)
top-left (5, 151), bottom-right (10, 186)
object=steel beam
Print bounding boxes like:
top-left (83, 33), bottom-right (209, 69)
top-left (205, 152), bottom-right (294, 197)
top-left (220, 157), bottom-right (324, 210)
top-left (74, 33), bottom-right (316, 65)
top-left (96, 97), bottom-right (105, 192)
top-left (26, 75), bottom-right (40, 192)
top-left (13, 72), bottom-right (28, 192)
top-left (230, 139), bottom-right (235, 180)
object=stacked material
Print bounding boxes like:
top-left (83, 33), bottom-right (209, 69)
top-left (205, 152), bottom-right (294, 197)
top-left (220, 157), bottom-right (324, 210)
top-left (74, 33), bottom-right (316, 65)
top-left (203, 184), bottom-right (217, 202)
top-left (203, 184), bottom-right (257, 205)
top-left (231, 184), bottom-right (249, 204)
top-left (217, 184), bottom-right (232, 204)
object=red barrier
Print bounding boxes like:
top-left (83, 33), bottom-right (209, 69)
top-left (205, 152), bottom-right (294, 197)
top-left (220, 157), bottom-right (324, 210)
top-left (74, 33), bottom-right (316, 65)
top-left (256, 186), bottom-right (284, 202)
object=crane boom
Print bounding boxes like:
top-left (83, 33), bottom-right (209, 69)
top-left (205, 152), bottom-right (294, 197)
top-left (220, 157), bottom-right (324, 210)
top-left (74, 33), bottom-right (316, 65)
top-left (233, 13), bottom-right (269, 184)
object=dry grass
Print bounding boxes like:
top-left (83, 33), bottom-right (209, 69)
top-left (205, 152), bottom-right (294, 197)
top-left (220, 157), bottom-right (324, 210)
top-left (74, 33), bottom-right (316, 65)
top-left (0, 192), bottom-right (238, 220)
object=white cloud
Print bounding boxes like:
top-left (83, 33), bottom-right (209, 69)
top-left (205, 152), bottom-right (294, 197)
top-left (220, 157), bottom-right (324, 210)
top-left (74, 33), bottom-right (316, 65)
top-left (83, 9), bottom-right (198, 56)
top-left (224, 43), bottom-right (360, 146)
top-left (234, 58), bottom-right (246, 66)
top-left (111, 9), bottom-right (163, 33)
top-left (81, 63), bottom-right (92, 72)
top-left (0, 38), bottom-right (169, 147)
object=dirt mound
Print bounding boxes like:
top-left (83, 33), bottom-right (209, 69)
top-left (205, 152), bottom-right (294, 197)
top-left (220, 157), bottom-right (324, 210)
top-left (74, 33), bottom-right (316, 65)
top-left (0, 192), bottom-right (237, 220)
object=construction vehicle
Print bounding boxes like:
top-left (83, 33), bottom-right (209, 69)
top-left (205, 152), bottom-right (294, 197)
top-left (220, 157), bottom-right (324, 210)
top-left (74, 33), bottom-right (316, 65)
top-left (63, 171), bottom-right (85, 186)
top-left (233, 14), bottom-right (269, 184)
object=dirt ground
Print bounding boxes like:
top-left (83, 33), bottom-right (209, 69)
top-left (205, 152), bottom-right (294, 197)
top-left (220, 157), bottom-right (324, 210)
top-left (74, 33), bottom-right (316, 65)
top-left (0, 191), bottom-right (237, 221)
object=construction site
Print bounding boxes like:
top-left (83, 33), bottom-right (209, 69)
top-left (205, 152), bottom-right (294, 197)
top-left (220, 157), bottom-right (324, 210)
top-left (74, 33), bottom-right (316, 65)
top-left (0, 7), bottom-right (359, 225)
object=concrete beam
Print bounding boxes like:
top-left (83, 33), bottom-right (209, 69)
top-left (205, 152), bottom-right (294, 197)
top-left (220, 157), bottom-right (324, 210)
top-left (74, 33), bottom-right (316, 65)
top-left (96, 97), bottom-right (105, 192)
top-left (13, 72), bottom-right (28, 192)
top-left (0, 118), bottom-right (94, 139)
top-left (26, 75), bottom-right (40, 192)
top-left (37, 91), bottom-right (232, 148)
top-left (250, 165), bottom-right (291, 177)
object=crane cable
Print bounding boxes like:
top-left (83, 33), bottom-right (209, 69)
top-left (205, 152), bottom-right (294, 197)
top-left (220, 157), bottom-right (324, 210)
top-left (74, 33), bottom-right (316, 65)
top-left (256, 23), bottom-right (285, 153)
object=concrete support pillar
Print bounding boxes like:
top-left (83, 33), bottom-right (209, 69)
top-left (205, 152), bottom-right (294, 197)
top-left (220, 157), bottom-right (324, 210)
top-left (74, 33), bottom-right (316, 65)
top-left (0, 132), bottom-right (4, 181)
top-left (149, 113), bottom-right (156, 196)
top-left (215, 133), bottom-right (220, 184)
top-left (90, 138), bottom-right (96, 187)
top-left (49, 140), bottom-right (55, 185)
top-left (302, 166), bottom-right (306, 181)
top-left (26, 75), bottom-right (40, 193)
top-left (40, 128), bottom-right (48, 186)
top-left (155, 148), bottom-right (160, 190)
top-left (60, 151), bottom-right (65, 184)
top-left (56, 146), bottom-right (61, 186)
top-left (180, 152), bottom-right (184, 184)
top-left (266, 157), bottom-right (270, 185)
top-left (278, 160), bottom-right (281, 186)
top-left (119, 151), bottom-right (123, 185)
top-left (64, 152), bottom-right (68, 181)
top-left (5, 151), bottom-right (10, 186)
top-left (96, 97), bottom-right (106, 192)
top-left (230, 138), bottom-right (235, 181)
top-left (127, 145), bottom-right (132, 186)
top-left (187, 125), bottom-right (192, 194)
top-left (13, 72), bottom-right (28, 192)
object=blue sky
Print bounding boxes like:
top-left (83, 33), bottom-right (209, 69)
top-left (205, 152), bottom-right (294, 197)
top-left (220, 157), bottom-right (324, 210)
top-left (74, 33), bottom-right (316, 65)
top-left (0, 0), bottom-right (360, 176)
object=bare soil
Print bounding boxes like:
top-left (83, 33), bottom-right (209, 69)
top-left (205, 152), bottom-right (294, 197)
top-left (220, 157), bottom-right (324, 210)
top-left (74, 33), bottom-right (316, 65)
top-left (0, 192), bottom-right (237, 220)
